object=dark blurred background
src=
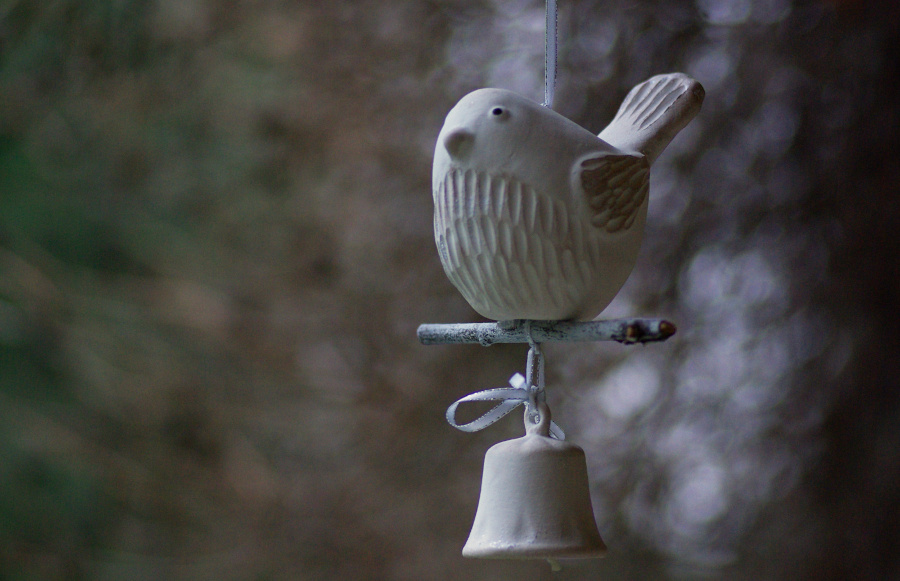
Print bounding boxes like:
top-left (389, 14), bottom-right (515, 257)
top-left (1, 0), bottom-right (898, 579)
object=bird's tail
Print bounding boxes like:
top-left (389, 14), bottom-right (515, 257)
top-left (598, 73), bottom-right (704, 165)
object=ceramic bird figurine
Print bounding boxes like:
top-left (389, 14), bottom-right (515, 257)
top-left (432, 73), bottom-right (704, 321)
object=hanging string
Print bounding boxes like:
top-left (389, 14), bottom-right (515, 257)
top-left (543, 0), bottom-right (558, 108)
top-left (445, 333), bottom-right (565, 440)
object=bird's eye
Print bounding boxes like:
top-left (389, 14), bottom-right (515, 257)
top-left (490, 107), bottom-right (507, 118)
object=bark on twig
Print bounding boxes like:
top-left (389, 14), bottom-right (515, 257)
top-left (417, 318), bottom-right (676, 346)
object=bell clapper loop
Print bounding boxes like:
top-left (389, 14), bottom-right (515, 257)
top-left (523, 326), bottom-right (552, 437)
top-left (523, 321), bottom-right (546, 428)
top-left (526, 399), bottom-right (552, 437)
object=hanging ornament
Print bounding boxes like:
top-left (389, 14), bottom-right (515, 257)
top-left (432, 74), bottom-right (703, 321)
top-left (419, 0), bottom-right (704, 570)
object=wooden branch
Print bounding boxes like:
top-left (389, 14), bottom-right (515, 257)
top-left (417, 318), bottom-right (676, 346)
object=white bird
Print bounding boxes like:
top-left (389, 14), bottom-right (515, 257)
top-left (432, 73), bottom-right (704, 321)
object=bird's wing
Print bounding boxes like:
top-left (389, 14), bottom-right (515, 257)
top-left (598, 73), bottom-right (704, 165)
top-left (578, 152), bottom-right (650, 233)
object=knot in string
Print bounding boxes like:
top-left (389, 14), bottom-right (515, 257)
top-left (445, 340), bottom-right (565, 440)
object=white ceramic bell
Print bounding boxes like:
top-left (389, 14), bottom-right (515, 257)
top-left (462, 401), bottom-right (606, 561)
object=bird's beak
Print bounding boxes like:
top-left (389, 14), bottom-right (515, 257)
top-left (443, 128), bottom-right (474, 160)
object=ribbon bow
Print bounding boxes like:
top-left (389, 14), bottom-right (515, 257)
top-left (445, 373), bottom-right (565, 439)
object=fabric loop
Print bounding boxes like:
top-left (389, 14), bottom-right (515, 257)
top-left (446, 372), bottom-right (565, 440)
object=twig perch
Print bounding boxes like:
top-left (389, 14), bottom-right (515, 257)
top-left (417, 318), bottom-right (676, 347)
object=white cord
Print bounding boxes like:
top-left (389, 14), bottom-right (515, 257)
top-left (543, 0), bottom-right (558, 108)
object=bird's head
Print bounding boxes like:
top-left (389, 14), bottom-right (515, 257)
top-left (435, 88), bottom-right (543, 172)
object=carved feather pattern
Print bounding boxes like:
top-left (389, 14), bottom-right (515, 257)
top-left (580, 154), bottom-right (650, 232)
top-left (434, 168), bottom-right (602, 320)
top-left (599, 73), bottom-right (705, 165)
top-left (610, 74), bottom-right (688, 132)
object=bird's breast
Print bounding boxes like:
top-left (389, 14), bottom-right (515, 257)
top-left (434, 168), bottom-right (572, 238)
top-left (433, 167), bottom-right (602, 320)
